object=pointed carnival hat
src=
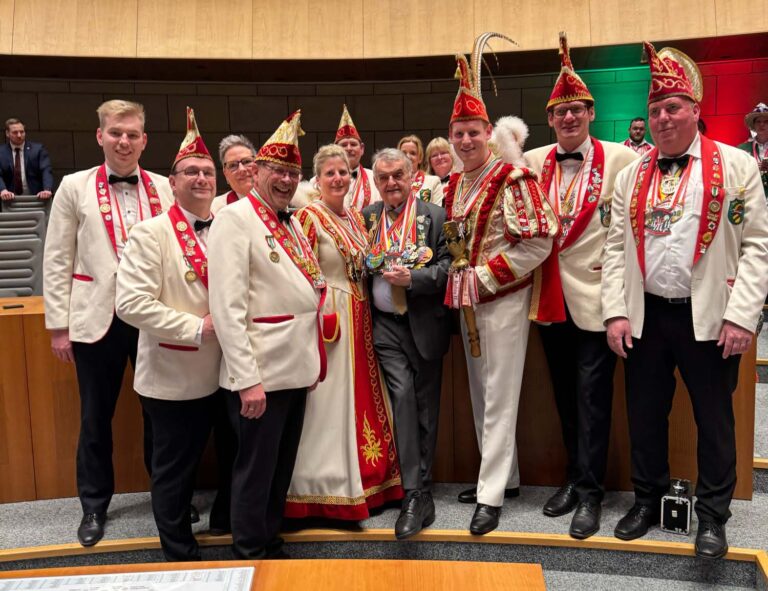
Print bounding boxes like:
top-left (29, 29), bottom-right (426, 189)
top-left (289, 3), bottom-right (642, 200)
top-left (173, 106), bottom-right (213, 167)
top-left (255, 110), bottom-right (305, 170)
top-left (745, 103), bottom-right (768, 130)
top-left (335, 104), bottom-right (361, 142)
top-left (643, 41), bottom-right (703, 104)
top-left (546, 32), bottom-right (594, 110)
top-left (451, 32), bottom-right (518, 125)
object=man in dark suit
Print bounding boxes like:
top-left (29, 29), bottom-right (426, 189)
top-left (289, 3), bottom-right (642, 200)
top-left (364, 147), bottom-right (451, 540)
top-left (0, 118), bottom-right (54, 202)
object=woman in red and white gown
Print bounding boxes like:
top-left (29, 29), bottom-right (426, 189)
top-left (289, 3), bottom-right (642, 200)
top-left (285, 144), bottom-right (403, 520)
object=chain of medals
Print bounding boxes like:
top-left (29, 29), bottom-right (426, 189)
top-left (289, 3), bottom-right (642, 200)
top-left (249, 191), bottom-right (325, 288)
top-left (644, 163), bottom-right (692, 236)
top-left (168, 204), bottom-right (209, 288)
top-left (309, 200), bottom-right (369, 283)
top-left (453, 156), bottom-right (503, 237)
top-left (366, 196), bottom-right (419, 272)
top-left (553, 156), bottom-right (588, 243)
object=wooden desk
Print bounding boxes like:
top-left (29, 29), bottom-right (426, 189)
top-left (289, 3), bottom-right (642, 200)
top-left (0, 296), bottom-right (756, 503)
top-left (0, 559), bottom-right (547, 590)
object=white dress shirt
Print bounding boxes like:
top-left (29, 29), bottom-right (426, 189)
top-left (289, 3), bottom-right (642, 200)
top-left (552, 137), bottom-right (594, 215)
top-left (644, 134), bottom-right (703, 299)
top-left (107, 165), bottom-right (152, 259)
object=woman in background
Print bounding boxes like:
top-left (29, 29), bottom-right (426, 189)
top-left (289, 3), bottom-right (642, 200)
top-left (397, 135), bottom-right (444, 206)
top-left (425, 136), bottom-right (456, 190)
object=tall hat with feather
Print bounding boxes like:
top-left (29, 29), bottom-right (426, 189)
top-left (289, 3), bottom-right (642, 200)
top-left (450, 32), bottom-right (518, 125)
top-left (335, 104), bottom-right (361, 143)
top-left (173, 106), bottom-right (213, 168)
top-left (547, 32), bottom-right (593, 110)
top-left (643, 41), bottom-right (702, 105)
top-left (255, 110), bottom-right (305, 170)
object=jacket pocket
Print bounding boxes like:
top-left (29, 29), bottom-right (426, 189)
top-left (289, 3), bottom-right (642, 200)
top-left (72, 273), bottom-right (94, 282)
top-left (253, 315), bottom-right (295, 324)
top-left (159, 343), bottom-right (199, 352)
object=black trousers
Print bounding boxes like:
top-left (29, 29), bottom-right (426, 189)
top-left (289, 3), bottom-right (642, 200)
top-left (208, 388), bottom-right (237, 531)
top-left (140, 393), bottom-right (216, 562)
top-left (539, 312), bottom-right (617, 502)
top-left (71, 316), bottom-right (152, 515)
top-left (373, 310), bottom-right (443, 492)
top-left (226, 387), bottom-right (306, 559)
top-left (624, 294), bottom-right (741, 524)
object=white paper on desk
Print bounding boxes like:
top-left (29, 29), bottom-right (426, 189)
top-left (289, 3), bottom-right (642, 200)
top-left (0, 566), bottom-right (254, 591)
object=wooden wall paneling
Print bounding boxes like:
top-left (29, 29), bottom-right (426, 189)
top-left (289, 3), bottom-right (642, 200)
top-left (432, 343), bottom-right (456, 481)
top-left (472, 0), bottom-right (591, 54)
top-left (137, 0), bottom-right (252, 59)
top-left (0, 0), bottom-right (14, 54)
top-left (24, 314), bottom-right (149, 500)
top-left (446, 324), bottom-right (754, 499)
top-left (0, 315), bottom-right (36, 502)
top-left (362, 0), bottom-right (474, 59)
top-left (252, 0), bottom-right (364, 60)
top-left (12, 0), bottom-right (138, 57)
top-left (714, 0), bottom-right (768, 36)
top-left (589, 0), bottom-right (717, 47)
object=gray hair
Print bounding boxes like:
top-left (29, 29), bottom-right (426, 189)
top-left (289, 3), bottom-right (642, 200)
top-left (371, 148), bottom-right (412, 177)
top-left (218, 134), bottom-right (256, 165)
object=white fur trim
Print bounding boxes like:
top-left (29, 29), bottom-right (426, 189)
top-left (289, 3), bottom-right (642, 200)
top-left (490, 116), bottom-right (529, 167)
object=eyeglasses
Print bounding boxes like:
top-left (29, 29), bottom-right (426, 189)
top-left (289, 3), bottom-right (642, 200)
top-left (223, 157), bottom-right (255, 172)
top-left (552, 106), bottom-right (587, 118)
top-left (174, 167), bottom-right (216, 179)
top-left (264, 163), bottom-right (301, 181)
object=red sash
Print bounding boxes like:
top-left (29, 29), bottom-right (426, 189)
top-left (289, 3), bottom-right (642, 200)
top-left (535, 140), bottom-right (605, 322)
top-left (629, 134), bottom-right (723, 276)
top-left (226, 190), bottom-right (238, 205)
top-left (350, 168), bottom-right (373, 210)
top-left (167, 204), bottom-right (210, 290)
top-left (95, 164), bottom-right (163, 257)
top-left (247, 193), bottom-right (325, 290)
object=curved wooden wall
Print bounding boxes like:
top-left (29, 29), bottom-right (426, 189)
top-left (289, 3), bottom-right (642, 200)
top-left (0, 0), bottom-right (765, 60)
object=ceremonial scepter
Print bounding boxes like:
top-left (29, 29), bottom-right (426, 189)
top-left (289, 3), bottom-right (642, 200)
top-left (443, 220), bottom-right (481, 357)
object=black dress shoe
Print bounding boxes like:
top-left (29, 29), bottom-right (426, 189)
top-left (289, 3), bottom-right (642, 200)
top-left (695, 521), bottom-right (728, 559)
top-left (614, 504), bottom-right (660, 541)
top-left (543, 482), bottom-right (578, 517)
top-left (395, 491), bottom-right (435, 540)
top-left (469, 503), bottom-right (501, 535)
top-left (457, 487), bottom-right (520, 504)
top-left (77, 513), bottom-right (106, 547)
top-left (190, 504), bottom-right (200, 524)
top-left (569, 501), bottom-right (601, 539)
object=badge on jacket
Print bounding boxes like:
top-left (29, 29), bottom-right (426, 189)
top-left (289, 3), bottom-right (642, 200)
top-left (727, 198), bottom-right (744, 225)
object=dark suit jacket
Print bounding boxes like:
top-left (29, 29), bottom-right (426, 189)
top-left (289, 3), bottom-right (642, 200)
top-left (0, 141), bottom-right (54, 194)
top-left (363, 198), bottom-right (451, 361)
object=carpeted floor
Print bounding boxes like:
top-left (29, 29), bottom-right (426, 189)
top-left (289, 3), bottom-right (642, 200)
top-left (2, 483), bottom-right (767, 554)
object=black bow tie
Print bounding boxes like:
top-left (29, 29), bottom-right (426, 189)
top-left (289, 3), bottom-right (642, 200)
top-left (441, 175), bottom-right (451, 184)
top-left (277, 209), bottom-right (293, 223)
top-left (108, 174), bottom-right (139, 185)
top-left (194, 219), bottom-right (213, 232)
top-left (351, 170), bottom-right (358, 180)
top-left (556, 152), bottom-right (584, 162)
top-left (657, 155), bottom-right (691, 174)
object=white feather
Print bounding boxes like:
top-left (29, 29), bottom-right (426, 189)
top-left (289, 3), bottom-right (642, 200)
top-left (490, 116), bottom-right (529, 167)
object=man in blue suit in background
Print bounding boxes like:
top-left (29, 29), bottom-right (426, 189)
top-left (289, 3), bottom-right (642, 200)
top-left (0, 117), bottom-right (54, 203)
